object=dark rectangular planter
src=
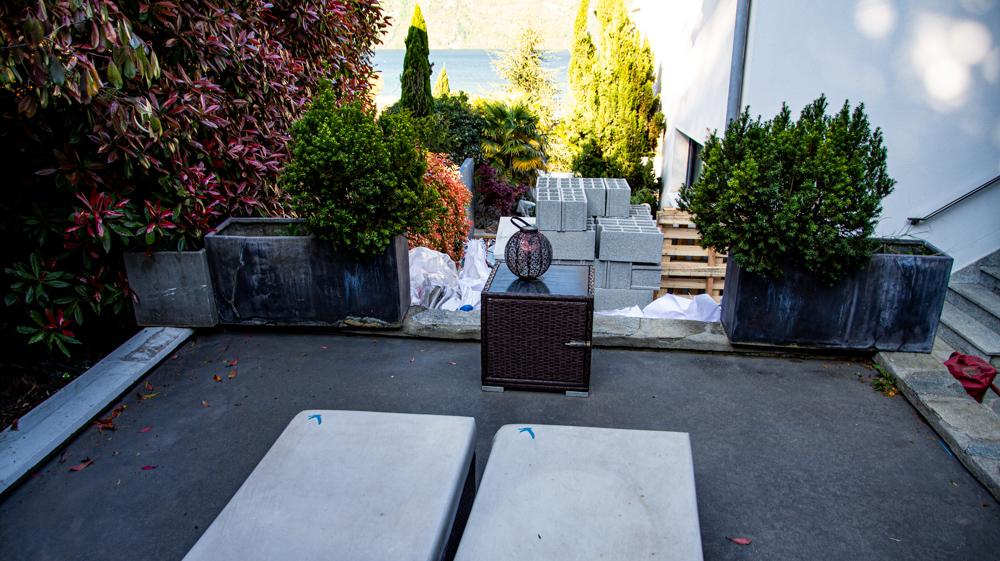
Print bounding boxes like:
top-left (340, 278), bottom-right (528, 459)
top-left (721, 239), bottom-right (953, 352)
top-left (123, 249), bottom-right (218, 327)
top-left (204, 218), bottom-right (409, 327)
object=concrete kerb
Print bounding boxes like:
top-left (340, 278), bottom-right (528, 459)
top-left (0, 327), bottom-right (193, 496)
top-left (875, 348), bottom-right (1000, 501)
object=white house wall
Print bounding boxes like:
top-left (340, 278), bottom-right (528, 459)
top-left (633, 0), bottom-right (739, 206)
top-left (740, 0), bottom-right (1000, 270)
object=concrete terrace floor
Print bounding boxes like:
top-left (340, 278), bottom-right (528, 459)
top-left (2, 331), bottom-right (999, 561)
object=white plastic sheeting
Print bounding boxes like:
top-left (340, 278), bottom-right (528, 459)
top-left (596, 293), bottom-right (721, 322)
top-left (409, 240), bottom-right (492, 311)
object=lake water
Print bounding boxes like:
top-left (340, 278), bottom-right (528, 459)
top-left (374, 49), bottom-right (570, 106)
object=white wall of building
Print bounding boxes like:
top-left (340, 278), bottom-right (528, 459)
top-left (645, 0), bottom-right (1000, 270)
top-left (633, 0), bottom-right (738, 205)
top-left (742, 0), bottom-right (1000, 270)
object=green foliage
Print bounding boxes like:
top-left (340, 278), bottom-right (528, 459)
top-left (479, 100), bottom-right (547, 185)
top-left (678, 95), bottom-right (895, 284)
top-left (280, 85), bottom-right (438, 256)
top-left (494, 27), bottom-right (558, 128)
top-left (384, 91), bottom-right (485, 165)
top-left (580, 0), bottom-right (664, 190)
top-left (566, 0), bottom-right (596, 144)
top-left (434, 92), bottom-right (487, 164)
top-left (871, 364), bottom-right (898, 397)
top-left (434, 65), bottom-right (451, 97)
top-left (400, 4), bottom-right (434, 118)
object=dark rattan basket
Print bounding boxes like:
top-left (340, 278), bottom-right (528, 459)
top-left (481, 263), bottom-right (595, 395)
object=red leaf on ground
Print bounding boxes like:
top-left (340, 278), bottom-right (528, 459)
top-left (139, 427), bottom-right (151, 433)
top-left (141, 465), bottom-right (157, 471)
top-left (201, 400), bottom-right (210, 408)
top-left (225, 358), bottom-right (238, 367)
top-left (212, 374), bottom-right (222, 382)
top-left (69, 458), bottom-right (93, 472)
top-left (144, 381), bottom-right (154, 391)
top-left (727, 537), bottom-right (752, 545)
top-left (227, 370), bottom-right (237, 379)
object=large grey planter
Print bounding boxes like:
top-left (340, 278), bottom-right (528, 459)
top-left (204, 218), bottom-right (410, 327)
top-left (721, 239), bottom-right (953, 352)
top-left (123, 249), bottom-right (219, 327)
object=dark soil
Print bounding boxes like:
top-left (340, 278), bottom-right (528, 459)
top-left (0, 318), bottom-right (137, 430)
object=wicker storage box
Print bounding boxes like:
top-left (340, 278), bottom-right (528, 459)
top-left (481, 263), bottom-right (595, 395)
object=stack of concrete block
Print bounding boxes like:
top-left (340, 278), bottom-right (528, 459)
top-left (497, 177), bottom-right (664, 311)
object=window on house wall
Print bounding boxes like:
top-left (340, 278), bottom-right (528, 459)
top-left (685, 136), bottom-right (703, 188)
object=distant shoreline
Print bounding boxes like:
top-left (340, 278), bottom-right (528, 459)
top-left (374, 49), bottom-right (570, 106)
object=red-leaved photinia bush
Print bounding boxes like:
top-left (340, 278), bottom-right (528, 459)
top-left (408, 153), bottom-right (472, 262)
top-left (0, 0), bottom-right (389, 356)
top-left (473, 163), bottom-right (527, 231)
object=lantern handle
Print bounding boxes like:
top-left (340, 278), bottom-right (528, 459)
top-left (511, 216), bottom-right (538, 233)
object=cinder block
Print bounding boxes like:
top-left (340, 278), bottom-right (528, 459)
top-left (630, 264), bottom-right (661, 289)
top-left (579, 177), bottom-right (606, 216)
top-left (629, 204), bottom-right (653, 220)
top-left (604, 178), bottom-right (631, 217)
top-left (593, 260), bottom-right (608, 288)
top-left (535, 187), bottom-right (561, 231)
top-left (595, 287), bottom-right (654, 311)
top-left (596, 217), bottom-right (663, 264)
top-left (606, 261), bottom-right (631, 289)
top-left (540, 222), bottom-right (596, 260)
top-left (559, 186), bottom-right (588, 231)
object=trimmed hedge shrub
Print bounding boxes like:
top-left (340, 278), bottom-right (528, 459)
top-left (678, 95), bottom-right (895, 283)
top-left (280, 87), bottom-right (438, 256)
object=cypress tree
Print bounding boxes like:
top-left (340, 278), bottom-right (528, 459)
top-left (574, 0), bottom-right (664, 192)
top-left (400, 4), bottom-right (433, 117)
top-left (568, 0), bottom-right (595, 107)
top-left (433, 64), bottom-right (450, 97)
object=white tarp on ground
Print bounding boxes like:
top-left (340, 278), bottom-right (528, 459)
top-left (596, 293), bottom-right (722, 322)
top-left (409, 240), bottom-right (491, 311)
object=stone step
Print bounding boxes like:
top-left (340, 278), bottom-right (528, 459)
top-left (947, 283), bottom-right (1000, 333)
top-left (980, 267), bottom-right (1000, 294)
top-left (938, 302), bottom-right (1000, 367)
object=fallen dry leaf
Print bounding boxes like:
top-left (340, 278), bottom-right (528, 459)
top-left (201, 400), bottom-right (210, 408)
top-left (170, 353), bottom-right (179, 360)
top-left (448, 361), bottom-right (457, 366)
top-left (69, 458), bottom-right (93, 472)
top-left (139, 427), bottom-right (151, 433)
top-left (144, 381), bottom-right (154, 391)
top-left (94, 404), bottom-right (126, 431)
top-left (727, 537), bottom-right (752, 546)
top-left (138, 392), bottom-right (159, 401)
top-left (227, 370), bottom-right (237, 379)
top-left (225, 358), bottom-right (238, 367)
top-left (212, 374), bottom-right (222, 383)
top-left (10, 418), bottom-right (18, 431)
top-left (141, 465), bottom-right (157, 471)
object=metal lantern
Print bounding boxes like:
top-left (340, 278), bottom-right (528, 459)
top-left (505, 216), bottom-right (553, 280)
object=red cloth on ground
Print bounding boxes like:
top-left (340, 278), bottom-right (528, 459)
top-left (944, 352), bottom-right (997, 403)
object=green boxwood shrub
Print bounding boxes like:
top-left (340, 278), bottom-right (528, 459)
top-left (280, 84), bottom-right (439, 255)
top-left (678, 95), bottom-right (895, 284)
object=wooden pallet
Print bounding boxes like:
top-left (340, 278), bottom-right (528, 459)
top-left (657, 209), bottom-right (726, 302)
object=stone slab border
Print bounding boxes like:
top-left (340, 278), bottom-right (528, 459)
top-left (876, 350), bottom-right (1000, 501)
top-left (0, 327), bottom-right (193, 496)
